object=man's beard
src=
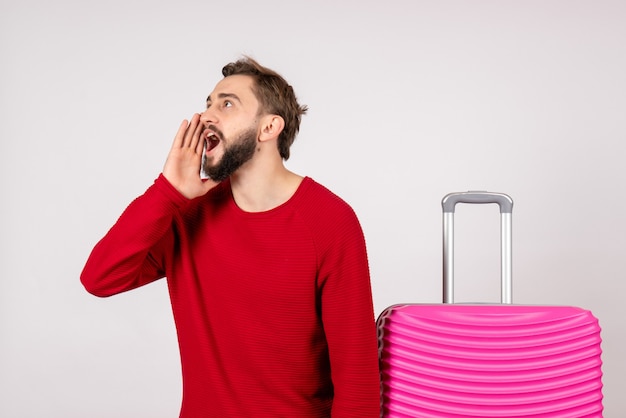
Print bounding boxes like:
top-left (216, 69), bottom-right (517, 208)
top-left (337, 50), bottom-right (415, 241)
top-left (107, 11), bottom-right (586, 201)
top-left (202, 127), bottom-right (258, 182)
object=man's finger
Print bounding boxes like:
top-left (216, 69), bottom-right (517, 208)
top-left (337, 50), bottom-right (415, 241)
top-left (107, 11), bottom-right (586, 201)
top-left (183, 114), bottom-right (201, 148)
top-left (193, 119), bottom-right (205, 155)
top-left (172, 119), bottom-right (189, 149)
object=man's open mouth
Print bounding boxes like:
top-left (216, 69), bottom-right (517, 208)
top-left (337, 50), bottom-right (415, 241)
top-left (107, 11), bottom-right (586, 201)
top-left (205, 132), bottom-right (221, 152)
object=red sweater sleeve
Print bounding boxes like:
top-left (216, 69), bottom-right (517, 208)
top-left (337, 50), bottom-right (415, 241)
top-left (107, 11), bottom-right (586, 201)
top-left (80, 175), bottom-right (189, 297)
top-left (314, 200), bottom-right (381, 417)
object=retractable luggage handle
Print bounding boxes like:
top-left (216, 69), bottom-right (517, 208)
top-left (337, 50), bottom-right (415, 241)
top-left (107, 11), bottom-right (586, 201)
top-left (442, 192), bottom-right (514, 304)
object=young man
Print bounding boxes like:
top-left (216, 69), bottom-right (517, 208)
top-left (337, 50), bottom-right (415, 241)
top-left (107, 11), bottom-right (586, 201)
top-left (81, 57), bottom-right (380, 417)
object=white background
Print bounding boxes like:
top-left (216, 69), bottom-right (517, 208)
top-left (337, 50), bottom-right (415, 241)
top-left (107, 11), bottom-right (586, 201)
top-left (1, 0), bottom-right (625, 416)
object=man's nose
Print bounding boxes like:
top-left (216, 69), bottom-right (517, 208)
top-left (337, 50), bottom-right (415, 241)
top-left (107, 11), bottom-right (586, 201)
top-left (200, 107), bottom-right (217, 125)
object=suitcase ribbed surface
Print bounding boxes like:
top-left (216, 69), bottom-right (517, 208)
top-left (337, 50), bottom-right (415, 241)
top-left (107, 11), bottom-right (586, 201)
top-left (378, 305), bottom-right (603, 417)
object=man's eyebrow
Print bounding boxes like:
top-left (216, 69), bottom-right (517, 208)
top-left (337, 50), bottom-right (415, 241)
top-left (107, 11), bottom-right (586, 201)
top-left (206, 92), bottom-right (241, 104)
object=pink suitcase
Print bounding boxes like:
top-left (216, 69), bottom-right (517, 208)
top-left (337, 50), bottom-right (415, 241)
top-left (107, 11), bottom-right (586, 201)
top-left (377, 192), bottom-right (603, 417)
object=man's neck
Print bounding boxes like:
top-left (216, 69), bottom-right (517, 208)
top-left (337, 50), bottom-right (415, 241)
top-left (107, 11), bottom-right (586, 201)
top-left (229, 164), bottom-right (303, 213)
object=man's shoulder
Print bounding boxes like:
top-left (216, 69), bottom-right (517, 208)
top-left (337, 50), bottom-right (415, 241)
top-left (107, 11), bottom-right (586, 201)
top-left (295, 178), bottom-right (366, 253)
top-left (301, 178), bottom-right (353, 210)
top-left (296, 178), bottom-right (360, 226)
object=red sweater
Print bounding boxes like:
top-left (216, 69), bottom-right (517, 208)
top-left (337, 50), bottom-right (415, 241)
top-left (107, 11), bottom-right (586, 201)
top-left (81, 175), bottom-right (380, 417)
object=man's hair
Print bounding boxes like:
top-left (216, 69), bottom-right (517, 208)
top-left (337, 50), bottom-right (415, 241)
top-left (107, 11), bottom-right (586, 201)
top-left (222, 57), bottom-right (308, 160)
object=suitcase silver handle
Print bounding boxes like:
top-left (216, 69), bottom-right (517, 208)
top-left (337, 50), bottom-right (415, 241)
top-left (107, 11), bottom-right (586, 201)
top-left (442, 191), bottom-right (513, 304)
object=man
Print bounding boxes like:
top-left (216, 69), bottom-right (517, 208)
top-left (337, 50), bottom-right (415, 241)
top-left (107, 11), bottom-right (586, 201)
top-left (81, 57), bottom-right (380, 417)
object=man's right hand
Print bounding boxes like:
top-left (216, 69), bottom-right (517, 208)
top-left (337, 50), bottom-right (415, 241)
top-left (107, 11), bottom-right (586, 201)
top-left (162, 113), bottom-right (218, 199)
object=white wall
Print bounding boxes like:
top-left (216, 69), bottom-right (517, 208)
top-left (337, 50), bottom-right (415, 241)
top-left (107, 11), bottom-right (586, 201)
top-left (1, 0), bottom-right (624, 416)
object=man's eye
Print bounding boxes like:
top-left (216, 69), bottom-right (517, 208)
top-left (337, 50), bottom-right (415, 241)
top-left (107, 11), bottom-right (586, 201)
top-left (224, 100), bottom-right (233, 108)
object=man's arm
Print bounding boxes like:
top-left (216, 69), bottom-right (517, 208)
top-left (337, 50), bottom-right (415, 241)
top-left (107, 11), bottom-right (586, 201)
top-left (80, 175), bottom-right (187, 296)
top-left (319, 208), bottom-right (381, 417)
top-left (81, 115), bottom-right (218, 296)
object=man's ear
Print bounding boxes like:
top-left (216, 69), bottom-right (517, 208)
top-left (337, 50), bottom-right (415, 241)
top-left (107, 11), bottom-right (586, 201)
top-left (259, 114), bottom-right (285, 142)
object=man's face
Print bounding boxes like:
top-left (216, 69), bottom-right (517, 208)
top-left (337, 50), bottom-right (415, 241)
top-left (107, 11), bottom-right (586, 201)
top-left (200, 75), bottom-right (262, 181)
